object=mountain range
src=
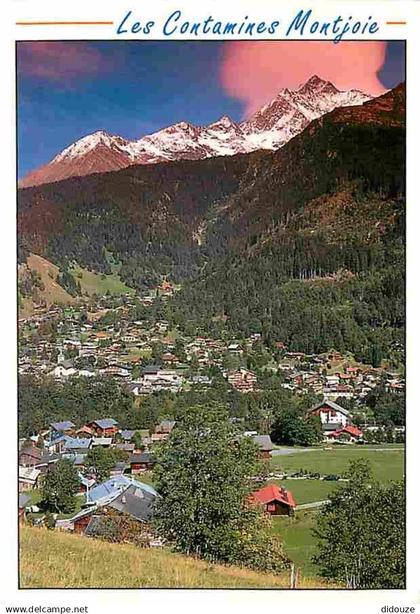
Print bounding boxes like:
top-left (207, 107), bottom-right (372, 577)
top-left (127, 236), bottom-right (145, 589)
top-left (19, 75), bottom-right (371, 188)
top-left (18, 83), bottom-right (405, 361)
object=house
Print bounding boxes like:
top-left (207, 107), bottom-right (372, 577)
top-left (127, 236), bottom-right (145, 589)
top-left (86, 418), bottom-right (118, 437)
top-left (110, 462), bottom-right (128, 477)
top-left (115, 443), bottom-right (135, 454)
top-left (151, 420), bottom-right (175, 442)
top-left (142, 365), bottom-right (162, 377)
top-left (252, 484), bottom-right (296, 516)
top-left (78, 472), bottom-right (96, 495)
top-left (19, 466), bottom-right (41, 491)
top-left (129, 452), bottom-right (156, 473)
top-left (227, 369), bottom-right (257, 393)
top-left (307, 399), bottom-right (350, 430)
top-left (86, 475), bottom-right (157, 504)
top-left (161, 352), bottom-right (177, 365)
top-left (250, 435), bottom-right (274, 459)
top-left (71, 477), bottom-right (158, 533)
top-left (50, 361), bottom-right (77, 380)
top-left (44, 435), bottom-right (67, 454)
top-left (62, 437), bottom-right (92, 455)
top-left (92, 437), bottom-right (113, 448)
top-left (325, 375), bottom-right (340, 387)
top-left (19, 446), bottom-right (42, 467)
top-left (50, 421), bottom-right (76, 439)
top-left (75, 425), bottom-right (95, 438)
top-left (120, 430), bottom-right (135, 442)
top-left (326, 424), bottom-right (363, 442)
top-left (35, 452), bottom-right (61, 474)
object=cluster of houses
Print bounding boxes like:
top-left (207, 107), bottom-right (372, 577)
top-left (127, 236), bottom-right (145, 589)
top-left (19, 294), bottom-right (405, 410)
top-left (18, 412), bottom-right (300, 539)
top-left (18, 417), bottom-right (179, 494)
top-left (279, 352), bottom-right (404, 400)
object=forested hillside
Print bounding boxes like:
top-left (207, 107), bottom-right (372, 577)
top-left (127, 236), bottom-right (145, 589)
top-left (17, 85), bottom-right (405, 363)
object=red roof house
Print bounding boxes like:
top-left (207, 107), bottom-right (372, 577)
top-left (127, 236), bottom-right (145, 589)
top-left (327, 424), bottom-right (363, 441)
top-left (252, 484), bottom-right (296, 516)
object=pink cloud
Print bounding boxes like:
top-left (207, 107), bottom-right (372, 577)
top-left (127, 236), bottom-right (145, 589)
top-left (220, 41), bottom-right (387, 117)
top-left (17, 42), bottom-right (110, 83)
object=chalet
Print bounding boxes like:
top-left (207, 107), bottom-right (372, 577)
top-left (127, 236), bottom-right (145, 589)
top-left (70, 477), bottom-right (159, 533)
top-left (82, 486), bottom-right (157, 538)
top-left (227, 343), bottom-right (243, 355)
top-left (86, 418), bottom-right (118, 437)
top-left (227, 369), bottom-right (257, 393)
top-left (323, 385), bottom-right (354, 400)
top-left (326, 424), bottom-right (363, 442)
top-left (75, 425), bottom-right (95, 438)
top-left (99, 366), bottom-right (130, 378)
top-left (161, 352), bottom-right (177, 365)
top-left (78, 473), bottom-right (96, 495)
top-left (63, 437), bottom-right (92, 455)
top-left (92, 437), bottom-right (113, 448)
top-left (19, 446), bottom-right (42, 467)
top-left (110, 461), bottom-right (128, 477)
top-left (191, 375), bottom-right (213, 386)
top-left (252, 484), bottom-right (296, 516)
top-left (153, 420), bottom-right (176, 440)
top-left (250, 435), bottom-right (274, 459)
top-left (116, 443), bottom-right (135, 454)
top-left (307, 399), bottom-right (350, 430)
top-left (35, 452), bottom-right (61, 474)
top-left (50, 361), bottom-right (77, 380)
top-left (44, 435), bottom-right (67, 454)
top-left (19, 466), bottom-right (41, 491)
top-left (325, 374), bottom-right (340, 387)
top-left (50, 421), bottom-right (76, 439)
top-left (129, 452), bottom-right (156, 473)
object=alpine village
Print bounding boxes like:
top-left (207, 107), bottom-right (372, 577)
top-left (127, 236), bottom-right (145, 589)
top-left (17, 77), bottom-right (405, 589)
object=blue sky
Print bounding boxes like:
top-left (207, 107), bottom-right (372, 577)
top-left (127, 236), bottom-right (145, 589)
top-left (17, 41), bottom-right (405, 178)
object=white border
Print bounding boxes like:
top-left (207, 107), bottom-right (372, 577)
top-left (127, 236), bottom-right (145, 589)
top-left (1, 1), bottom-right (419, 611)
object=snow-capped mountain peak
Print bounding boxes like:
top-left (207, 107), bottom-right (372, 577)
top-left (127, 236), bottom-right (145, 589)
top-left (20, 76), bottom-right (373, 187)
top-left (52, 130), bottom-right (130, 163)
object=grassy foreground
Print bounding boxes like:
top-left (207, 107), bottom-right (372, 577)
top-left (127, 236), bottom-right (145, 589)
top-left (20, 526), bottom-right (337, 589)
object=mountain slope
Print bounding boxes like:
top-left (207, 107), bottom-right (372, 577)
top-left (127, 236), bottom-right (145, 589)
top-left (18, 253), bottom-right (75, 316)
top-left (19, 76), bottom-right (371, 188)
top-left (17, 84), bottom-right (405, 361)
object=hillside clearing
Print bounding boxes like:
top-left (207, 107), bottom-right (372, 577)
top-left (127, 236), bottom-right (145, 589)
top-left (18, 254), bottom-right (75, 315)
top-left (70, 264), bottom-right (134, 296)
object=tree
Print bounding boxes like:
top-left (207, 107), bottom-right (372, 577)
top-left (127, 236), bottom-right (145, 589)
top-left (271, 410), bottom-right (322, 446)
top-left (153, 403), bottom-right (289, 573)
top-left (313, 460), bottom-right (405, 588)
top-left (83, 447), bottom-right (115, 483)
top-left (42, 459), bottom-right (80, 514)
top-left (133, 430), bottom-right (144, 451)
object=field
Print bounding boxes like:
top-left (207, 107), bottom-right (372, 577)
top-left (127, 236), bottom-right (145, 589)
top-left (269, 445), bottom-right (404, 574)
top-left (18, 254), bottom-right (75, 315)
top-left (270, 445), bottom-right (404, 483)
top-left (70, 264), bottom-right (134, 296)
top-left (19, 526), bottom-right (338, 589)
top-left (271, 512), bottom-right (319, 575)
top-left (270, 479), bottom-right (342, 505)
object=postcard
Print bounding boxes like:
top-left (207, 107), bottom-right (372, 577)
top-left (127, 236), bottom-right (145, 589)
top-left (1, 0), bottom-right (418, 611)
